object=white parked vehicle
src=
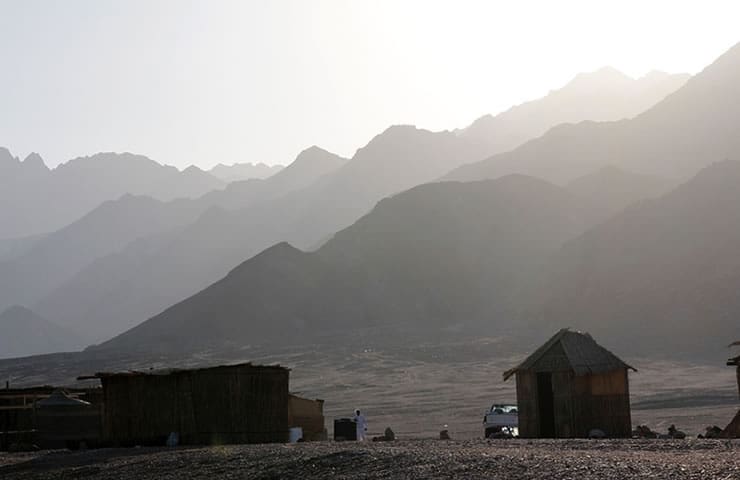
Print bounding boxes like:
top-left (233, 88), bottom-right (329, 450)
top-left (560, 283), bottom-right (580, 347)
top-left (483, 404), bottom-right (518, 438)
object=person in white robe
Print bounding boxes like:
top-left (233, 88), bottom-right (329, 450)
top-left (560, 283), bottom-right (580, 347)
top-left (353, 409), bottom-right (367, 441)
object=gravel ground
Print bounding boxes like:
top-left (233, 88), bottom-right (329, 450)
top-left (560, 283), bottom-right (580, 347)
top-left (1, 439), bottom-right (739, 479)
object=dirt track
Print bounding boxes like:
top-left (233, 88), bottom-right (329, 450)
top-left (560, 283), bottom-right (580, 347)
top-left (1, 439), bottom-right (739, 479)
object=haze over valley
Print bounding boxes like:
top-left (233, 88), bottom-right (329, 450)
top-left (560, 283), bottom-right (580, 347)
top-left (0, 66), bottom-right (692, 350)
top-left (2, 46), bottom-right (739, 359)
top-left (1, 5), bottom-right (740, 464)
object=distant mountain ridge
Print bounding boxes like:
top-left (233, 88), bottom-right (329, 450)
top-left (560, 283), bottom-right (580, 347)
top-left (0, 62), bottom-right (694, 356)
top-left (0, 150), bottom-right (225, 239)
top-left (34, 126), bottom-right (486, 342)
top-left (208, 162), bottom-right (284, 182)
top-left (458, 68), bottom-right (689, 156)
top-left (0, 306), bottom-right (80, 359)
top-left (84, 40), bottom-right (740, 357)
top-left (0, 146), bottom-right (348, 331)
top-left (98, 161), bottom-right (740, 358)
top-left (445, 42), bottom-right (740, 184)
top-left (97, 174), bottom-right (595, 352)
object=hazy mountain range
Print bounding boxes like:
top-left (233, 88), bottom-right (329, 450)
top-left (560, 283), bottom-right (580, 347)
top-left (91, 43), bottom-right (740, 358)
top-left (0, 306), bottom-right (79, 359)
top-left (0, 146), bottom-right (346, 338)
top-left (0, 151), bottom-right (225, 240)
top-left (31, 126), bottom-right (488, 342)
top-left (94, 172), bottom-right (636, 352)
top-left (2, 56), bottom-right (730, 359)
top-left (98, 160), bottom-right (740, 359)
top-left (0, 66), bottom-right (685, 349)
top-left (445, 43), bottom-right (740, 184)
top-left (208, 162), bottom-right (284, 183)
top-left (458, 68), bottom-right (689, 155)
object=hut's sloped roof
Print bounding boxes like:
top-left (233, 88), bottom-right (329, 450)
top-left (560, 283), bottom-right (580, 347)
top-left (503, 329), bottom-right (636, 381)
top-left (35, 389), bottom-right (91, 407)
top-left (77, 362), bottom-right (288, 380)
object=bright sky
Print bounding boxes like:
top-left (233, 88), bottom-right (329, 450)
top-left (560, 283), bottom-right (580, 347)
top-left (1, 0), bottom-right (738, 169)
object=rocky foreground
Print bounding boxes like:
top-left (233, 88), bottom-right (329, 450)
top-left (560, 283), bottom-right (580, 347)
top-left (1, 439), bottom-right (739, 479)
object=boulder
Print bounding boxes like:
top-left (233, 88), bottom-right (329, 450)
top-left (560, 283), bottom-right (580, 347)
top-left (667, 425), bottom-right (686, 439)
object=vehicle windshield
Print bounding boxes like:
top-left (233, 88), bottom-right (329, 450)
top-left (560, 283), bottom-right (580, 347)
top-left (488, 404), bottom-right (518, 414)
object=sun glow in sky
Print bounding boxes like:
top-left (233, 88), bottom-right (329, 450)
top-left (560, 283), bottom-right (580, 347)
top-left (1, 0), bottom-right (739, 168)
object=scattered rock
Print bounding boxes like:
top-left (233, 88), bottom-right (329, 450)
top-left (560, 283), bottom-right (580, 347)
top-left (698, 426), bottom-right (723, 439)
top-left (632, 425), bottom-right (658, 438)
top-left (668, 425), bottom-right (686, 439)
top-left (372, 427), bottom-right (396, 442)
top-left (2, 439), bottom-right (739, 479)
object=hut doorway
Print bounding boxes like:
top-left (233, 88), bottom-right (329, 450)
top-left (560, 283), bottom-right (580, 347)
top-left (537, 372), bottom-right (555, 437)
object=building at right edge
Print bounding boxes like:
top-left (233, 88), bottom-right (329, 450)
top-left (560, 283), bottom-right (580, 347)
top-left (504, 329), bottom-right (636, 438)
top-left (722, 350), bottom-right (740, 437)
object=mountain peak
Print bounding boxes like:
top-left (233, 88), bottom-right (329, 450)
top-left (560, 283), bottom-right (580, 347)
top-left (594, 66), bottom-right (630, 77)
top-left (22, 152), bottom-right (49, 172)
top-left (207, 161), bottom-right (284, 182)
top-left (384, 124), bottom-right (419, 132)
top-left (378, 124), bottom-right (426, 138)
top-left (295, 145), bottom-right (333, 160)
top-left (0, 147), bottom-right (18, 167)
top-left (361, 125), bottom-right (441, 151)
top-left (300, 145), bottom-right (328, 155)
top-left (564, 66), bottom-right (632, 90)
top-left (182, 165), bottom-right (207, 175)
top-left (56, 151), bottom-right (161, 171)
top-left (290, 145), bottom-right (346, 169)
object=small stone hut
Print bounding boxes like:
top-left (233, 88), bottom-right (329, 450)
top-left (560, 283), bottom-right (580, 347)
top-left (81, 363), bottom-right (289, 446)
top-left (504, 329), bottom-right (636, 438)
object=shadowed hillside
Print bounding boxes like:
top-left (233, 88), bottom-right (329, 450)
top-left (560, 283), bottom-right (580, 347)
top-left (29, 75), bottom-right (683, 348)
top-left (99, 162), bottom-right (740, 358)
top-left (97, 175), bottom-right (594, 352)
top-left (537, 160), bottom-right (740, 357)
top-left (564, 166), bottom-right (671, 220)
top-left (33, 126), bottom-right (489, 342)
